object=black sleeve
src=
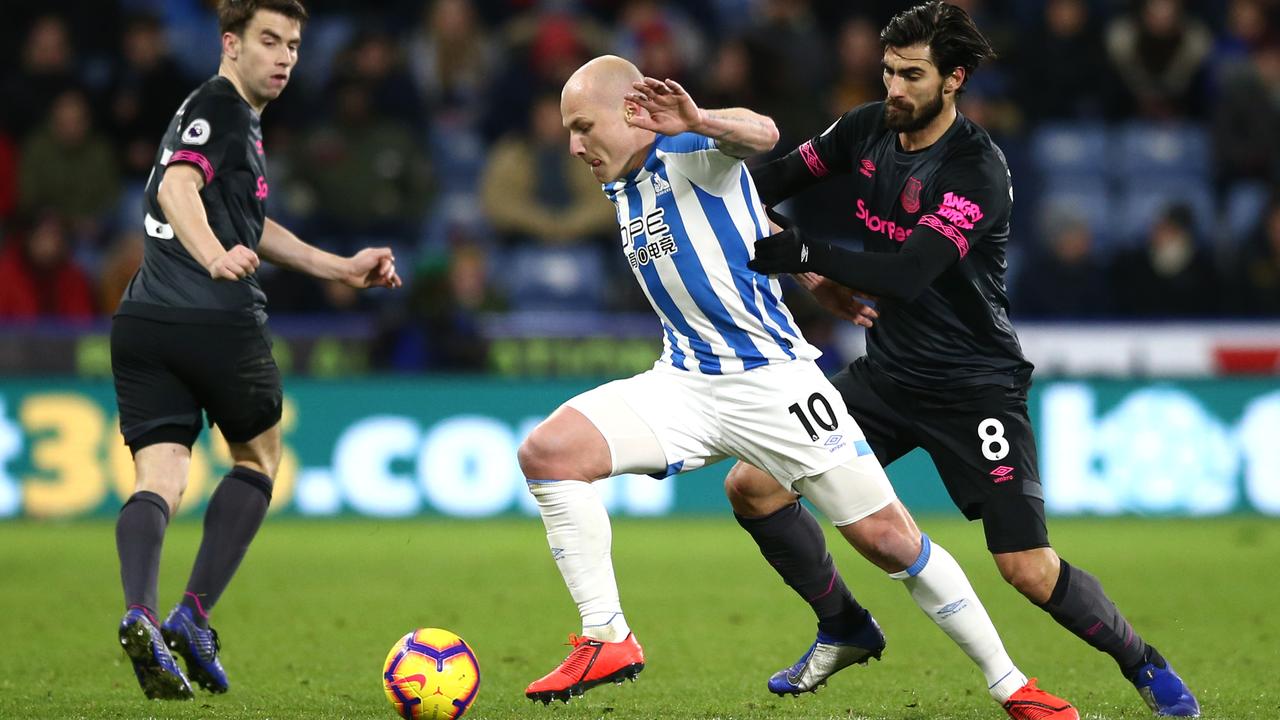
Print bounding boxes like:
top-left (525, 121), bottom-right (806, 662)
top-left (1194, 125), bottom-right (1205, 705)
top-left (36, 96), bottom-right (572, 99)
top-left (167, 91), bottom-right (249, 186)
top-left (806, 148), bottom-right (1011, 301)
top-left (807, 233), bottom-right (958, 302)
top-left (752, 104), bottom-right (876, 205)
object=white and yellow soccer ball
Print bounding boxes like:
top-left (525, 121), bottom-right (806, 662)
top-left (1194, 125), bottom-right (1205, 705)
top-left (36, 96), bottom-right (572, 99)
top-left (382, 628), bottom-right (480, 719)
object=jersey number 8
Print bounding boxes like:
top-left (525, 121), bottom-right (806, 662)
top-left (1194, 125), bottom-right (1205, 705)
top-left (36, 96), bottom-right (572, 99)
top-left (978, 418), bottom-right (1009, 461)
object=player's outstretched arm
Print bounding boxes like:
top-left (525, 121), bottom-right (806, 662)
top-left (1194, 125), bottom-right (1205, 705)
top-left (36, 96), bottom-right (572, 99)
top-left (158, 164), bottom-right (260, 281)
top-left (749, 209), bottom-right (957, 302)
top-left (626, 77), bottom-right (778, 157)
top-left (257, 219), bottom-right (402, 289)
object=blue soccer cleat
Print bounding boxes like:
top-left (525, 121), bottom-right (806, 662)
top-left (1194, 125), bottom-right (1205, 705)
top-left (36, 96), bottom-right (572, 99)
top-left (768, 613), bottom-right (886, 696)
top-left (161, 604), bottom-right (229, 694)
top-left (118, 607), bottom-right (194, 700)
top-left (1132, 661), bottom-right (1200, 716)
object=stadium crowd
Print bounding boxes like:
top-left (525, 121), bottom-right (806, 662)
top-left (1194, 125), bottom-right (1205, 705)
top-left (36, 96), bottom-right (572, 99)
top-left (0, 0), bottom-right (1278, 369)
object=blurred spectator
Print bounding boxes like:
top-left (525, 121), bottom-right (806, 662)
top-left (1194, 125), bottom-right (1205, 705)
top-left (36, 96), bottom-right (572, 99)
top-left (104, 14), bottom-right (192, 180)
top-left (479, 93), bottom-right (615, 248)
top-left (330, 30), bottom-right (423, 128)
top-left (381, 243), bottom-right (506, 371)
top-left (744, 0), bottom-right (829, 144)
top-left (0, 133), bottom-right (16, 222)
top-left (1210, 0), bottom-right (1272, 76)
top-left (1016, 0), bottom-right (1113, 122)
top-left (1109, 203), bottom-right (1221, 317)
top-left (18, 88), bottom-right (120, 241)
top-left (295, 80), bottom-right (431, 247)
top-left (1213, 42), bottom-right (1280, 185)
top-left (613, 1), bottom-right (706, 81)
top-left (1013, 214), bottom-right (1111, 318)
top-left (1227, 196), bottom-right (1280, 316)
top-left (696, 38), bottom-right (758, 109)
top-left (828, 17), bottom-right (883, 118)
top-left (0, 15), bottom-right (78, 138)
top-left (0, 211), bottom-right (95, 320)
top-left (1105, 0), bottom-right (1213, 119)
top-left (407, 0), bottom-right (497, 123)
top-left (480, 11), bottom-right (605, 142)
top-left (97, 230), bottom-right (144, 315)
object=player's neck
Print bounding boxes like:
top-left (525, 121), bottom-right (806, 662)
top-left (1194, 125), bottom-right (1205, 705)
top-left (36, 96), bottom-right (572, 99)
top-left (218, 64), bottom-right (268, 114)
top-left (897, 105), bottom-right (957, 153)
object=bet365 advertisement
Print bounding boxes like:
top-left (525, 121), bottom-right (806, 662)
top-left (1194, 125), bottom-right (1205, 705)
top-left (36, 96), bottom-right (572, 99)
top-left (0, 378), bottom-right (1276, 519)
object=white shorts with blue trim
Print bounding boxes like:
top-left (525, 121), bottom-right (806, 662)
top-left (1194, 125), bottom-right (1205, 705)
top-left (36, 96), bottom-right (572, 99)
top-left (565, 360), bottom-right (892, 509)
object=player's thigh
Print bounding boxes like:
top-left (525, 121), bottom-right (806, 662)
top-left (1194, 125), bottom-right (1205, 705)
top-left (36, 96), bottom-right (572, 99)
top-left (111, 315), bottom-right (202, 453)
top-left (565, 369), bottom-right (723, 478)
top-left (830, 357), bottom-right (918, 467)
top-left (792, 447), bottom-right (898, 527)
top-left (183, 323), bottom-right (284, 447)
top-left (717, 360), bottom-right (870, 489)
top-left (917, 383), bottom-right (1050, 553)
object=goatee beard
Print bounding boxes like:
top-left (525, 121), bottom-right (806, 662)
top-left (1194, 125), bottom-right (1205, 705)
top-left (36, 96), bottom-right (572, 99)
top-left (884, 90), bottom-right (945, 133)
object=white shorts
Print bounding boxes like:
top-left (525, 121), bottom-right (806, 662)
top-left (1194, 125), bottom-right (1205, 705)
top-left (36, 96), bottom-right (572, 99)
top-left (566, 361), bottom-right (892, 512)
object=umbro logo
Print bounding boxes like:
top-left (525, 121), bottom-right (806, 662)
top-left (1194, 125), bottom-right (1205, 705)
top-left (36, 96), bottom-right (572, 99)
top-left (936, 599), bottom-right (968, 618)
top-left (990, 466), bottom-right (1015, 483)
top-left (651, 174), bottom-right (671, 195)
top-left (550, 547), bottom-right (565, 561)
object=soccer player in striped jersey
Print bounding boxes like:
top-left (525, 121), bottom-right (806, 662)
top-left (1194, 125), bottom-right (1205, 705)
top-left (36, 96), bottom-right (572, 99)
top-left (519, 54), bottom-right (1075, 718)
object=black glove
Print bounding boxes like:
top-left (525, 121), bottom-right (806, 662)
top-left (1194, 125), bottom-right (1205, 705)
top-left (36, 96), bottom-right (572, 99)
top-left (748, 208), bottom-right (831, 275)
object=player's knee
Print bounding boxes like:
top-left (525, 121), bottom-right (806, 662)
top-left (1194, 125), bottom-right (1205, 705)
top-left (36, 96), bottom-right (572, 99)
top-left (518, 427), bottom-right (574, 481)
top-left (724, 463), bottom-right (790, 516)
top-left (842, 506), bottom-right (922, 572)
top-left (995, 551), bottom-right (1057, 603)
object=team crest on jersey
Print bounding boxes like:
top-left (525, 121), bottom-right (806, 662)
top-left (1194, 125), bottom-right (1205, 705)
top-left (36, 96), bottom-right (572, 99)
top-left (901, 176), bottom-right (922, 213)
top-left (182, 119), bottom-right (211, 146)
top-left (651, 173), bottom-right (671, 196)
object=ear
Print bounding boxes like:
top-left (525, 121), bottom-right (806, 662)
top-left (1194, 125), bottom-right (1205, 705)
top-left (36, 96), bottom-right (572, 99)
top-left (944, 67), bottom-right (965, 95)
top-left (623, 98), bottom-right (643, 125)
top-left (222, 31), bottom-right (240, 61)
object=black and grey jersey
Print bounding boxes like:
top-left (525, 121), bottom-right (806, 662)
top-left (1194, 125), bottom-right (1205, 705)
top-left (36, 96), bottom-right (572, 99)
top-left (759, 101), bottom-right (1033, 389)
top-left (120, 75), bottom-right (269, 325)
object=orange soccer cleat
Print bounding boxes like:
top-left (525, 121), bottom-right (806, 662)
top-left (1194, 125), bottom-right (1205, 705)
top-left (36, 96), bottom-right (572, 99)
top-left (525, 633), bottom-right (645, 705)
top-left (1003, 678), bottom-right (1080, 720)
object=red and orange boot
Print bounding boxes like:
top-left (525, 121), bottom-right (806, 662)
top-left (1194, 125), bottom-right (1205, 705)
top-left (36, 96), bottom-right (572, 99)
top-left (525, 633), bottom-right (645, 704)
top-left (1003, 678), bottom-right (1080, 720)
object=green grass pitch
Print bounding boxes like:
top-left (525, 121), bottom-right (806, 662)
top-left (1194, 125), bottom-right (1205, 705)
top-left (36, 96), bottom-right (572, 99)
top-left (1, 516), bottom-right (1276, 719)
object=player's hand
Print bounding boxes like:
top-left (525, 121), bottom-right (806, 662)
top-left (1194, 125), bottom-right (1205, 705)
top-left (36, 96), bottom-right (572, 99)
top-left (207, 244), bottom-right (260, 280)
top-left (342, 247), bottom-right (402, 289)
top-left (625, 77), bottom-right (702, 136)
top-left (749, 209), bottom-right (822, 275)
top-left (797, 273), bottom-right (879, 328)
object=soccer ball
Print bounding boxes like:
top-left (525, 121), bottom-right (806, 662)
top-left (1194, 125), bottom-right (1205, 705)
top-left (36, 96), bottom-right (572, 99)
top-left (382, 628), bottom-right (480, 719)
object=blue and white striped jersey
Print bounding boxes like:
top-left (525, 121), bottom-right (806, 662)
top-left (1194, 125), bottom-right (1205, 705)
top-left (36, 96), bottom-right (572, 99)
top-left (603, 133), bottom-right (819, 375)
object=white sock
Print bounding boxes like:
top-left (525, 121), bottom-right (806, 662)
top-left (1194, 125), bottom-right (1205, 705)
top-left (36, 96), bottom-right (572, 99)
top-left (528, 479), bottom-right (631, 643)
top-left (889, 534), bottom-right (1027, 704)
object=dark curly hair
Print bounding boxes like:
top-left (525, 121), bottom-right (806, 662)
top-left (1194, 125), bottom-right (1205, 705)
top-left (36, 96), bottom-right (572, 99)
top-left (880, 1), bottom-right (995, 89)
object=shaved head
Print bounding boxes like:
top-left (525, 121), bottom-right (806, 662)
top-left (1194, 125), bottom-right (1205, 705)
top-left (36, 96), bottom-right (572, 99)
top-left (562, 54), bottom-right (643, 110)
top-left (561, 55), bottom-right (653, 183)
